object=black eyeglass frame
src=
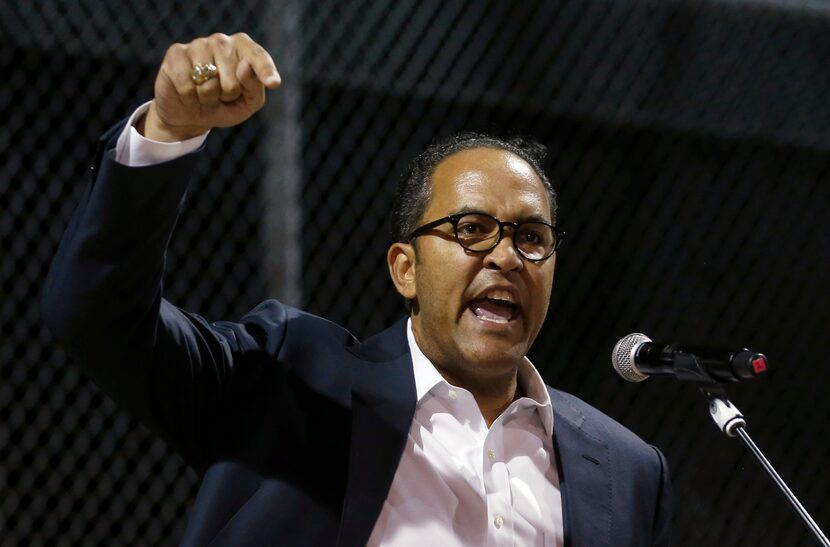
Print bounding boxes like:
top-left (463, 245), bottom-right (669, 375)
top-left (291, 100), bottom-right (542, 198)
top-left (406, 212), bottom-right (565, 261)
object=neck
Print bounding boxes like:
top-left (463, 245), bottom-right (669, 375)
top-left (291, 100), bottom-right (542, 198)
top-left (435, 364), bottom-right (521, 427)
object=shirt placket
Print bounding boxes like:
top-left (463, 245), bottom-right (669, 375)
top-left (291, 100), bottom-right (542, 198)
top-left (482, 413), bottom-right (515, 547)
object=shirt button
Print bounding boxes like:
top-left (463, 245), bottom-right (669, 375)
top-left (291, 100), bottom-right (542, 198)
top-left (448, 390), bottom-right (457, 400)
top-left (487, 449), bottom-right (496, 460)
top-left (494, 515), bottom-right (504, 529)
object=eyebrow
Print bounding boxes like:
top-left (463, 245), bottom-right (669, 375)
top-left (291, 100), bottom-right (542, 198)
top-left (451, 206), bottom-right (552, 224)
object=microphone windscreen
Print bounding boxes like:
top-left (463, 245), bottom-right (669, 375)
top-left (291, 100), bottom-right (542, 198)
top-left (612, 333), bottom-right (651, 382)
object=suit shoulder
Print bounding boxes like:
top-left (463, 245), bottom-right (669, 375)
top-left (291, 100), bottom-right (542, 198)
top-left (550, 387), bottom-right (660, 461)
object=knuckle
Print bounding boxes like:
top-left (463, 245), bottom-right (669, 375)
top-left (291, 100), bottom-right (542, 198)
top-left (166, 42), bottom-right (185, 56)
top-left (197, 85), bottom-right (219, 101)
top-left (209, 32), bottom-right (230, 46)
top-left (201, 78), bottom-right (220, 89)
top-left (232, 32), bottom-right (251, 42)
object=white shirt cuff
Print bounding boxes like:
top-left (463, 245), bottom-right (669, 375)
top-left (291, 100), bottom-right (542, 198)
top-left (114, 101), bottom-right (209, 166)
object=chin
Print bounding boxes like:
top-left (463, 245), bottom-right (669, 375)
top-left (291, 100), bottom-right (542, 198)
top-left (461, 341), bottom-right (526, 370)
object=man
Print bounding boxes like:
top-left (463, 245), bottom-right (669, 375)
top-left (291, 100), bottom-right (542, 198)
top-left (43, 33), bottom-right (671, 546)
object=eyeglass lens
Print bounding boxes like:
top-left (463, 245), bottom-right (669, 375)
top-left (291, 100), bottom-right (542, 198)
top-left (454, 213), bottom-right (555, 260)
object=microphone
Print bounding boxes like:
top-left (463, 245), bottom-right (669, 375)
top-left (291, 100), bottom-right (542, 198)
top-left (612, 333), bottom-right (769, 384)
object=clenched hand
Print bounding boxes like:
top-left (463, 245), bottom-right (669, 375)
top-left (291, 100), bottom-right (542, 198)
top-left (140, 33), bottom-right (281, 142)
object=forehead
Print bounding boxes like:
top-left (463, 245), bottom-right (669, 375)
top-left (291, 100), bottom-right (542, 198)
top-left (427, 147), bottom-right (551, 220)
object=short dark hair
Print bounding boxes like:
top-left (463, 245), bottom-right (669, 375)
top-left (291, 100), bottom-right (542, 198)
top-left (390, 132), bottom-right (558, 243)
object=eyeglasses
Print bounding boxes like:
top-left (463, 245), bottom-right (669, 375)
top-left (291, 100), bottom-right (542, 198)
top-left (406, 212), bottom-right (564, 261)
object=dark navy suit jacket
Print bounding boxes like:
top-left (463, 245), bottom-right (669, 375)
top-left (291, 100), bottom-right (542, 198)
top-left (42, 123), bottom-right (672, 546)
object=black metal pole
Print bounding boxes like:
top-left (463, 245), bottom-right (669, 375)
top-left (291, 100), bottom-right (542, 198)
top-left (732, 426), bottom-right (829, 547)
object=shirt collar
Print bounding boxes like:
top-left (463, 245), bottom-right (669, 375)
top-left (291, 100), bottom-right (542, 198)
top-left (406, 318), bottom-right (554, 436)
top-left (407, 318), bottom-right (448, 401)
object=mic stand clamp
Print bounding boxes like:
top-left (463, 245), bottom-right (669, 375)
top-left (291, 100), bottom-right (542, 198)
top-left (705, 389), bottom-right (745, 437)
top-left (701, 387), bottom-right (829, 547)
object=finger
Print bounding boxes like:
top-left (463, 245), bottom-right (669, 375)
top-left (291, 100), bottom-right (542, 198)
top-left (233, 33), bottom-right (281, 88)
top-left (236, 59), bottom-right (265, 107)
top-left (194, 67), bottom-right (221, 106)
top-left (203, 33), bottom-right (242, 103)
top-left (188, 38), bottom-right (221, 106)
top-left (158, 43), bottom-right (201, 112)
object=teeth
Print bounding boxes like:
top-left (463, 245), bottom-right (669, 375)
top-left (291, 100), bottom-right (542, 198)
top-left (485, 289), bottom-right (514, 304)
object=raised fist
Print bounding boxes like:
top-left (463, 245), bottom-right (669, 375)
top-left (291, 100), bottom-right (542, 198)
top-left (140, 33), bottom-right (281, 142)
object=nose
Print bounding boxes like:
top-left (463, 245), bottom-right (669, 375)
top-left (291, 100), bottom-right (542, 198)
top-left (483, 230), bottom-right (524, 272)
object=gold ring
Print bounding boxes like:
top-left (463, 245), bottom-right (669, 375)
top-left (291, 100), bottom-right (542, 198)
top-left (191, 63), bottom-right (218, 85)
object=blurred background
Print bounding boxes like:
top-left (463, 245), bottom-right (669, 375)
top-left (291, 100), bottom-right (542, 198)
top-left (2, 0), bottom-right (829, 545)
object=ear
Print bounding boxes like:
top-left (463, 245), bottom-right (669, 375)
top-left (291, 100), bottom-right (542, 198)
top-left (387, 242), bottom-right (417, 300)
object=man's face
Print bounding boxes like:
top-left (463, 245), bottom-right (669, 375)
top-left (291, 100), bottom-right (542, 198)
top-left (391, 147), bottom-right (556, 387)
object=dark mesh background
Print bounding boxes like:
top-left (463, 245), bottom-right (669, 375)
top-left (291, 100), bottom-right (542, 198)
top-left (3, 0), bottom-right (829, 545)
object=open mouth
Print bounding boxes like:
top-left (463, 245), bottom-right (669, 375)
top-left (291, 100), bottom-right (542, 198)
top-left (468, 298), bottom-right (519, 324)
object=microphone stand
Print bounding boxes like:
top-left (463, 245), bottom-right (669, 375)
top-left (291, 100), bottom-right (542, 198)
top-left (702, 387), bottom-right (830, 547)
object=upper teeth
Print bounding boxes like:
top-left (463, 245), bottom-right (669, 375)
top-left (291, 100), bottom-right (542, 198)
top-left (486, 289), bottom-right (514, 304)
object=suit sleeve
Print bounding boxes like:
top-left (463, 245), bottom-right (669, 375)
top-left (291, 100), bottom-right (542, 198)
top-left (41, 121), bottom-right (281, 469)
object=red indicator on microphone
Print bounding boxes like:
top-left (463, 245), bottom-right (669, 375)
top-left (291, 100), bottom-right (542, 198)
top-left (752, 356), bottom-right (768, 375)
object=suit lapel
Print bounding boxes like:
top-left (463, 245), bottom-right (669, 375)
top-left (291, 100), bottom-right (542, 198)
top-left (549, 388), bottom-right (613, 547)
top-left (337, 320), bottom-right (417, 547)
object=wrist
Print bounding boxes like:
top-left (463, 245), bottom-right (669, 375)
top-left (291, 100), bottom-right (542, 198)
top-left (139, 101), bottom-right (208, 142)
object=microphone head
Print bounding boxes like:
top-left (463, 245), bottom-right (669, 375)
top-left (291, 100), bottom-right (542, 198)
top-left (612, 333), bottom-right (652, 382)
